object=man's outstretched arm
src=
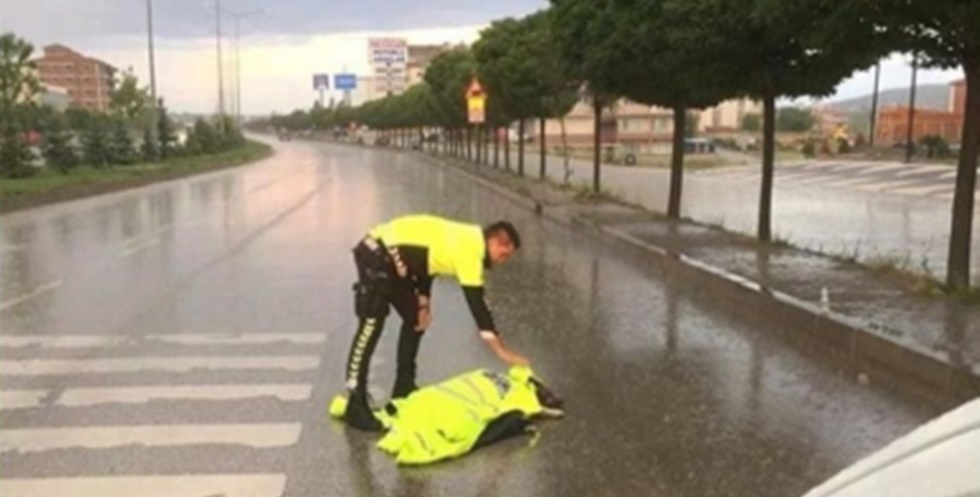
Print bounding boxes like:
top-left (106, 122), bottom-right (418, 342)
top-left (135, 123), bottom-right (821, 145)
top-left (462, 286), bottom-right (530, 366)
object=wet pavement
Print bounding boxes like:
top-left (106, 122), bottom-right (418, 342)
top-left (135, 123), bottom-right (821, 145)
top-left (0, 139), bottom-right (938, 497)
top-left (505, 148), bottom-right (980, 286)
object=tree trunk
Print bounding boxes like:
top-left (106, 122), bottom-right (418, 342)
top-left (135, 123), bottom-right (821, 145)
top-left (539, 116), bottom-right (547, 179)
top-left (946, 62), bottom-right (979, 290)
top-left (467, 126), bottom-right (473, 162)
top-left (593, 99), bottom-right (602, 193)
top-left (494, 126), bottom-right (500, 168)
top-left (758, 93), bottom-right (777, 242)
top-left (505, 124), bottom-right (511, 171)
top-left (484, 126), bottom-right (491, 165)
top-left (561, 116), bottom-right (571, 186)
top-left (518, 119), bottom-right (526, 176)
top-left (480, 125), bottom-right (490, 165)
top-left (667, 105), bottom-right (686, 219)
top-left (906, 53), bottom-right (919, 163)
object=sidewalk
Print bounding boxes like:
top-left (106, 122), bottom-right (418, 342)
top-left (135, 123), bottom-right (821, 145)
top-left (500, 147), bottom-right (979, 286)
top-left (420, 150), bottom-right (980, 407)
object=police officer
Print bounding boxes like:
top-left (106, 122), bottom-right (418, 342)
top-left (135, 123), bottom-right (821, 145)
top-left (343, 214), bottom-right (529, 431)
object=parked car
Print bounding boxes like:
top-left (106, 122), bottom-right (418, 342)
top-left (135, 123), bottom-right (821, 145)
top-left (800, 397), bottom-right (980, 497)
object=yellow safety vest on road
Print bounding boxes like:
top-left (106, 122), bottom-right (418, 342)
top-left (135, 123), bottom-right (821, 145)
top-left (330, 366), bottom-right (544, 465)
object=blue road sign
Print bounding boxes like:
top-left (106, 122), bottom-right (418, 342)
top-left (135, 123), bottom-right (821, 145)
top-left (334, 73), bottom-right (357, 91)
top-left (313, 74), bottom-right (330, 90)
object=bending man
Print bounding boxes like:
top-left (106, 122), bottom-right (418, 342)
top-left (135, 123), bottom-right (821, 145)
top-left (343, 214), bottom-right (530, 431)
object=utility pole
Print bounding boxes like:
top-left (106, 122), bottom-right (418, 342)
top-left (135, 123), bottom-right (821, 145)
top-left (868, 61), bottom-right (880, 147)
top-left (218, 7), bottom-right (261, 126)
top-left (146, 0), bottom-right (159, 160)
top-left (214, 0), bottom-right (225, 132)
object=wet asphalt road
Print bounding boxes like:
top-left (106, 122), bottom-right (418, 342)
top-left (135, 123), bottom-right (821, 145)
top-left (0, 139), bottom-right (937, 497)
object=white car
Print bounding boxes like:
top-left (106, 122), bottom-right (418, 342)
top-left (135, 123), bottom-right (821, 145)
top-left (802, 398), bottom-right (980, 497)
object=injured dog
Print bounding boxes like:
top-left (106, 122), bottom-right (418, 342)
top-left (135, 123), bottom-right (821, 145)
top-left (330, 366), bottom-right (564, 465)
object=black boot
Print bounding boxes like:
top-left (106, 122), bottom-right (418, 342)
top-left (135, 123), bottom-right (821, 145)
top-left (391, 379), bottom-right (418, 400)
top-left (344, 392), bottom-right (383, 432)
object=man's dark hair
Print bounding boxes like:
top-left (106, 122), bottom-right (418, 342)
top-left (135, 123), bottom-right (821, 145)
top-left (484, 221), bottom-right (521, 249)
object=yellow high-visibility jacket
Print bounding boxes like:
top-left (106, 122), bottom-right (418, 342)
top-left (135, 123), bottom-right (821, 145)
top-left (331, 366), bottom-right (544, 465)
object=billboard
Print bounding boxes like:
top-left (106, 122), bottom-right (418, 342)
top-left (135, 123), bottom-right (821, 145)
top-left (369, 38), bottom-right (408, 67)
top-left (368, 38), bottom-right (408, 97)
top-left (334, 73), bottom-right (357, 90)
top-left (312, 73), bottom-right (329, 90)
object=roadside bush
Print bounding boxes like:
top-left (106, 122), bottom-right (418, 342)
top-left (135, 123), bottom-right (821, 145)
top-left (918, 135), bottom-right (951, 159)
top-left (801, 140), bottom-right (816, 158)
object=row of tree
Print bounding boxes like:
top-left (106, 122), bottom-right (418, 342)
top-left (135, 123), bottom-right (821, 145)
top-left (260, 0), bottom-right (979, 290)
top-left (0, 32), bottom-right (246, 180)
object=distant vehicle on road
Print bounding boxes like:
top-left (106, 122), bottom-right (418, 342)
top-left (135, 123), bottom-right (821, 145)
top-left (801, 397), bottom-right (980, 497)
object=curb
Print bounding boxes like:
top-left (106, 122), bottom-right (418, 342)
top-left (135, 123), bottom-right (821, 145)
top-left (414, 148), bottom-right (980, 408)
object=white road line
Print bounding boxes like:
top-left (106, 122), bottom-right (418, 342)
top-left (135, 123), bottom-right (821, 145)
top-left (853, 179), bottom-right (925, 193)
top-left (0, 475), bottom-right (287, 497)
top-left (895, 165), bottom-right (949, 177)
top-left (0, 244), bottom-right (26, 252)
top-left (0, 356), bottom-right (321, 376)
top-left (58, 384), bottom-right (313, 407)
top-left (0, 333), bottom-right (326, 349)
top-left (940, 170), bottom-right (958, 180)
top-left (854, 162), bottom-right (914, 175)
top-left (118, 235), bottom-right (161, 258)
top-left (821, 163), bottom-right (874, 174)
top-left (808, 176), bottom-right (880, 189)
top-left (0, 390), bottom-right (48, 410)
top-left (699, 169), bottom-right (759, 181)
top-left (0, 281), bottom-right (63, 313)
top-left (0, 336), bottom-right (128, 348)
top-left (889, 184), bottom-right (955, 197)
top-left (0, 423), bottom-right (301, 454)
top-left (778, 174), bottom-right (858, 188)
top-left (148, 333), bottom-right (327, 346)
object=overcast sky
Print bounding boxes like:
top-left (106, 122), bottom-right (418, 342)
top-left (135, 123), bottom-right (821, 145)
top-left (1, 0), bottom-right (964, 114)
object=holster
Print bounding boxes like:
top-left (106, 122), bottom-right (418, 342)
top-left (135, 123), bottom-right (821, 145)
top-left (352, 237), bottom-right (394, 319)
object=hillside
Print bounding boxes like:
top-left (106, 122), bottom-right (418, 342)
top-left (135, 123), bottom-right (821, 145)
top-left (825, 85), bottom-right (950, 113)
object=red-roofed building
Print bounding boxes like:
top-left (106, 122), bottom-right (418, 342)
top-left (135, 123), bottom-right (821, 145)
top-left (875, 78), bottom-right (967, 146)
top-left (34, 44), bottom-right (117, 112)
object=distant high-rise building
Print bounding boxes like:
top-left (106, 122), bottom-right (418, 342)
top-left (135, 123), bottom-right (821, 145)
top-left (34, 44), bottom-right (117, 112)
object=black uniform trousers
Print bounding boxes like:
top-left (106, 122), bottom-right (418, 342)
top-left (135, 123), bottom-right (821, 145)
top-left (344, 239), bottom-right (423, 401)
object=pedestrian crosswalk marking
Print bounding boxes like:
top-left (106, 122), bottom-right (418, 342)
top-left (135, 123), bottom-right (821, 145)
top-left (150, 333), bottom-right (327, 346)
top-left (0, 356), bottom-right (321, 376)
top-left (889, 184), bottom-right (954, 197)
top-left (0, 474), bottom-right (287, 497)
top-left (0, 390), bottom-right (47, 410)
top-left (0, 332), bottom-right (318, 493)
top-left (56, 384), bottom-right (313, 407)
top-left (895, 165), bottom-right (947, 177)
top-left (0, 423), bottom-right (302, 454)
top-left (852, 179), bottom-right (925, 193)
top-left (691, 160), bottom-right (961, 200)
top-left (0, 333), bottom-right (327, 349)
